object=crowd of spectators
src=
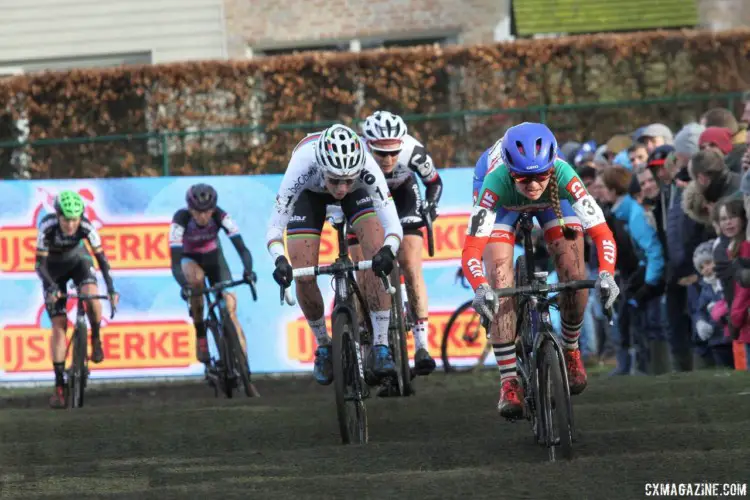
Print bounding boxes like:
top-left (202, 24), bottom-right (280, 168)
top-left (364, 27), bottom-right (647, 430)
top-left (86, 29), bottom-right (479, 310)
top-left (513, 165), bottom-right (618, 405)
top-left (559, 99), bottom-right (750, 374)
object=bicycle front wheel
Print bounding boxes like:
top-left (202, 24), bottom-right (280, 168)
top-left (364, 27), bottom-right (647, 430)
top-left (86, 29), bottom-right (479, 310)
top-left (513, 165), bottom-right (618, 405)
top-left (332, 312), bottom-right (368, 445)
top-left (539, 339), bottom-right (573, 461)
top-left (68, 323), bottom-right (88, 409)
top-left (440, 300), bottom-right (489, 373)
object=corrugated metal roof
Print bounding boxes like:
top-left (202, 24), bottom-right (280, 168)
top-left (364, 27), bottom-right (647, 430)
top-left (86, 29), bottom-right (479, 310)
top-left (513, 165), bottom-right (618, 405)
top-left (514, 0), bottom-right (699, 36)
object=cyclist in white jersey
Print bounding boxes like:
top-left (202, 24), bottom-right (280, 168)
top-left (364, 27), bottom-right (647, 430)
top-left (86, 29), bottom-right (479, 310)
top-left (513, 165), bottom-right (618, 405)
top-left (267, 124), bottom-right (404, 385)
top-left (351, 110), bottom-right (443, 375)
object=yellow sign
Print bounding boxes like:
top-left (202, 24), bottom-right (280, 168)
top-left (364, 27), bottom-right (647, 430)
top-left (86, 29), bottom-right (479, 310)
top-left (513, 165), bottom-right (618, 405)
top-left (1, 321), bottom-right (195, 372)
top-left (285, 307), bottom-right (486, 363)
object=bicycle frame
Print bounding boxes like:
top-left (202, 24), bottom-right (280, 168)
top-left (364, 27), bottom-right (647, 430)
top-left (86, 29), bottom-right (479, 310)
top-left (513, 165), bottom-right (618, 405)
top-left (199, 278), bottom-right (256, 394)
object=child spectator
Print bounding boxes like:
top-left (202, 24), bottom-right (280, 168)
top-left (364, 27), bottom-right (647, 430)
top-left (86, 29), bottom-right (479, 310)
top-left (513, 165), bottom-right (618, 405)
top-left (688, 241), bottom-right (734, 368)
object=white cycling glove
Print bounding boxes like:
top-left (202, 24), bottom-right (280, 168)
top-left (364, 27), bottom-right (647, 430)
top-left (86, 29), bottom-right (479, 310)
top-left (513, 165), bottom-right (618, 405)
top-left (472, 283), bottom-right (499, 325)
top-left (596, 271), bottom-right (619, 310)
top-left (695, 319), bottom-right (714, 342)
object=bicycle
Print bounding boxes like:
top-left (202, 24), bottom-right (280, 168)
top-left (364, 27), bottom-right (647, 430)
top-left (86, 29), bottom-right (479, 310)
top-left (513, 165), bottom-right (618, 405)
top-left (194, 277), bottom-right (260, 399)
top-left (281, 209), bottom-right (394, 444)
top-left (57, 292), bottom-right (116, 409)
top-left (379, 200), bottom-right (437, 397)
top-left (482, 213), bottom-right (611, 462)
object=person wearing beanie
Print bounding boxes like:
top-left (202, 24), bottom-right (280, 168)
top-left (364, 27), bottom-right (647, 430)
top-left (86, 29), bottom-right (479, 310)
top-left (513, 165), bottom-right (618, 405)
top-left (701, 107), bottom-right (748, 173)
top-left (699, 127), bottom-right (734, 158)
top-left (637, 123), bottom-right (675, 153)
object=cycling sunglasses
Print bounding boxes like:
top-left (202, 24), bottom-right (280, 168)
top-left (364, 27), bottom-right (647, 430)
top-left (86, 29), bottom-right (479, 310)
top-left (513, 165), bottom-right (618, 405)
top-left (325, 176), bottom-right (356, 186)
top-left (372, 149), bottom-right (401, 158)
top-left (509, 170), bottom-right (554, 184)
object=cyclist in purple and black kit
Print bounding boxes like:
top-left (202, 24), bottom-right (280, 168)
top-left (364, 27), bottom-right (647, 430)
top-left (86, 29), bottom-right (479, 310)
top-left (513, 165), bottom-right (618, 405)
top-left (169, 184), bottom-right (256, 364)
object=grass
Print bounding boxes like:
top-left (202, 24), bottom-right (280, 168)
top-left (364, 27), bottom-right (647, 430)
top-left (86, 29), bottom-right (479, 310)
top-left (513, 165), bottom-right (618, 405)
top-left (1, 370), bottom-right (749, 499)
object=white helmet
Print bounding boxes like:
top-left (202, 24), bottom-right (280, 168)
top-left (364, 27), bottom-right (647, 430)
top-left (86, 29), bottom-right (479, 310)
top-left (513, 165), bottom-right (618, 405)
top-left (362, 111), bottom-right (407, 150)
top-left (314, 124), bottom-right (366, 178)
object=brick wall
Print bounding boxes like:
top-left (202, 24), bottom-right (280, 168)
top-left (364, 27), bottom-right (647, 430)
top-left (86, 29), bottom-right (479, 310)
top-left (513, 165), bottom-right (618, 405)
top-left (223, 0), bottom-right (749, 59)
top-left (698, 0), bottom-right (750, 31)
top-left (223, 0), bottom-right (510, 57)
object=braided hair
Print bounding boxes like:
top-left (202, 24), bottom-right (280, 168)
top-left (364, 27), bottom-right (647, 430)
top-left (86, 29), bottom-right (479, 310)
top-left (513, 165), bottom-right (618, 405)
top-left (546, 167), bottom-right (578, 240)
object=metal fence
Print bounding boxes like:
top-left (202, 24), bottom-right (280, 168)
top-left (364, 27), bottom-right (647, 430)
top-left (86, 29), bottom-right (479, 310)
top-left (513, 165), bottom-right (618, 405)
top-left (0, 91), bottom-right (746, 179)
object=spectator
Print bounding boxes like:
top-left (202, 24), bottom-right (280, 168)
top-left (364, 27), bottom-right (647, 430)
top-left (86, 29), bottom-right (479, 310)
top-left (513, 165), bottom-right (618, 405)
top-left (712, 198), bottom-right (747, 323)
top-left (731, 243), bottom-right (750, 370)
top-left (636, 166), bottom-right (661, 209)
top-left (699, 127), bottom-right (734, 157)
top-left (628, 143), bottom-right (649, 171)
top-left (598, 167), bottom-right (666, 375)
top-left (559, 141), bottom-right (581, 164)
top-left (686, 149), bottom-right (740, 215)
top-left (650, 124), bottom-right (708, 372)
top-left (688, 240), bottom-right (734, 368)
top-left (701, 107), bottom-right (748, 174)
top-left (613, 150), bottom-right (632, 170)
top-left (606, 134), bottom-right (633, 159)
top-left (636, 123), bottom-right (674, 153)
top-left (645, 145), bottom-right (676, 258)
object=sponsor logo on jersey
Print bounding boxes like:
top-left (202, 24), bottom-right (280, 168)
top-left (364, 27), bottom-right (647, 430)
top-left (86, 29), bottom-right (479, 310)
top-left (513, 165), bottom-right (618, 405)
top-left (565, 178), bottom-right (587, 201)
top-left (1, 187), bottom-right (171, 273)
top-left (602, 239), bottom-right (616, 264)
top-left (479, 190), bottom-right (499, 210)
top-left (467, 257), bottom-right (483, 278)
top-left (289, 215), bottom-right (307, 223)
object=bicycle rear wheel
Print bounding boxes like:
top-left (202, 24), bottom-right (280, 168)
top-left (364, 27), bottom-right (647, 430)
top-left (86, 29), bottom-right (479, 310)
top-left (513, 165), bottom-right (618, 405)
top-left (224, 313), bottom-right (260, 398)
top-left (440, 299), bottom-right (489, 373)
top-left (539, 339), bottom-right (573, 461)
top-left (332, 311), bottom-right (368, 444)
top-left (389, 267), bottom-right (412, 397)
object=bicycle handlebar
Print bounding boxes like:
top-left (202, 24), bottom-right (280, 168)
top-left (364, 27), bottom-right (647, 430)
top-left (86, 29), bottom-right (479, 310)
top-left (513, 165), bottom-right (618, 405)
top-left (279, 259), bottom-right (395, 306)
top-left (59, 293), bottom-right (117, 320)
top-left (421, 203), bottom-right (435, 258)
top-left (492, 279), bottom-right (597, 298)
top-left (198, 277), bottom-right (256, 298)
top-left (479, 278), bottom-right (614, 329)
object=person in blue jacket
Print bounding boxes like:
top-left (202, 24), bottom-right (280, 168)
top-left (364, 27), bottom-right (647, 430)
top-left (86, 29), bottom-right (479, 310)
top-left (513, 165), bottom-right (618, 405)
top-left (597, 166), bottom-right (666, 374)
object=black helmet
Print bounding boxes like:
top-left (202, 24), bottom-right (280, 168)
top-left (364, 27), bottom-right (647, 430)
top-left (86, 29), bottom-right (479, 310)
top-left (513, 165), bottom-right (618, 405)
top-left (186, 184), bottom-right (217, 211)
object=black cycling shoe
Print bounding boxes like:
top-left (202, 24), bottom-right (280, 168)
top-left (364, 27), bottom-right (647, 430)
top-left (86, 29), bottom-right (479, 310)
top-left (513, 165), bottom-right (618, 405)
top-left (91, 338), bottom-right (104, 364)
top-left (414, 348), bottom-right (436, 376)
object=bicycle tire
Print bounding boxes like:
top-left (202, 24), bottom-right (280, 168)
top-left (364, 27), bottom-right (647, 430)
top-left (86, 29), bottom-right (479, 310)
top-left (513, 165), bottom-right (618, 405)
top-left (389, 267), bottom-right (412, 397)
top-left (539, 340), bottom-right (573, 461)
top-left (207, 321), bottom-right (233, 398)
top-left (69, 322), bottom-right (88, 409)
top-left (440, 299), bottom-right (487, 373)
top-left (332, 311), bottom-right (368, 444)
top-left (223, 313), bottom-right (260, 398)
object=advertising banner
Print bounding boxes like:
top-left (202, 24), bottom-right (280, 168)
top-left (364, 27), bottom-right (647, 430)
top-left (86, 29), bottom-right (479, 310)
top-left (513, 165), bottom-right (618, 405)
top-left (0, 169), bottom-right (559, 383)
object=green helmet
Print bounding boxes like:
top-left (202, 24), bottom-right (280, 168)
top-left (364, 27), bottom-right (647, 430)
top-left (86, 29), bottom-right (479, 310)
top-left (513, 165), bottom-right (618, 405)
top-left (55, 190), bottom-right (85, 218)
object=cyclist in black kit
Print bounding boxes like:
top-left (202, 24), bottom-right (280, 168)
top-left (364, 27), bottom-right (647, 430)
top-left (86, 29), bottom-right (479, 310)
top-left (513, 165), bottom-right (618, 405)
top-left (169, 184), bottom-right (256, 364)
top-left (35, 190), bottom-right (119, 409)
